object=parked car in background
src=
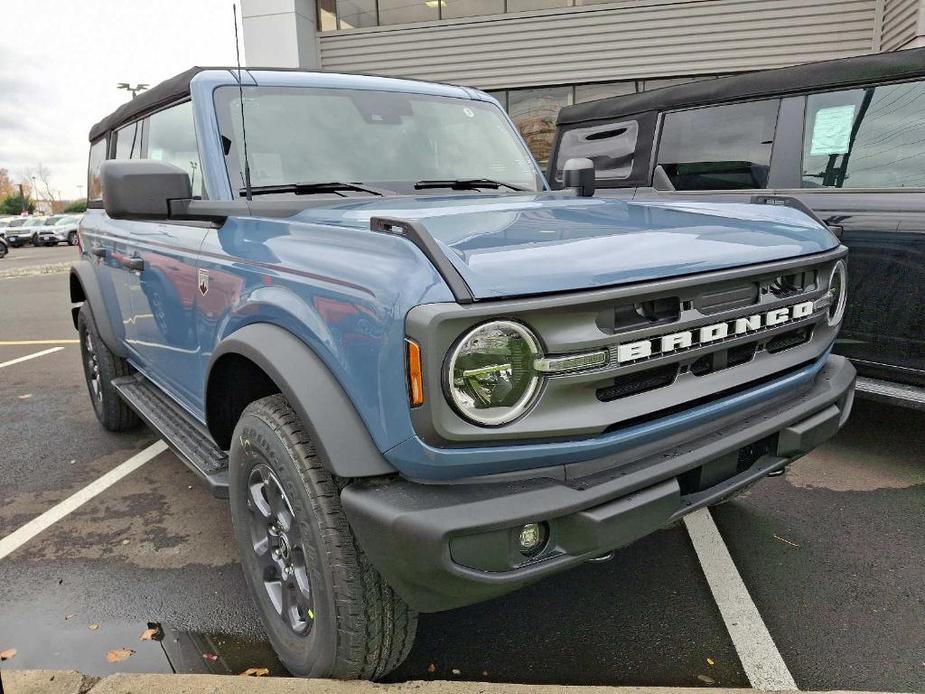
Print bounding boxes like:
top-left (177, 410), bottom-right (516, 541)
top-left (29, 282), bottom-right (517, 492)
top-left (4, 217), bottom-right (34, 247)
top-left (15, 215), bottom-right (48, 246)
top-left (549, 47), bottom-right (925, 409)
top-left (0, 232), bottom-right (8, 258)
top-left (72, 67), bottom-right (854, 680)
top-left (36, 214), bottom-right (82, 246)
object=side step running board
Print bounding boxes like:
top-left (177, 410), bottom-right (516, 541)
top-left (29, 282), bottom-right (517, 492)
top-left (855, 375), bottom-right (925, 411)
top-left (112, 374), bottom-right (229, 498)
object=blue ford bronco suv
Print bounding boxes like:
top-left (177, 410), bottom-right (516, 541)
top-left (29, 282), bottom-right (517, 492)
top-left (72, 67), bottom-right (855, 679)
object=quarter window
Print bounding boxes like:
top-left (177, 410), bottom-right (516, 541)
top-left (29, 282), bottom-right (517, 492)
top-left (115, 121), bottom-right (143, 160)
top-left (802, 80), bottom-right (925, 189)
top-left (656, 99), bottom-right (780, 190)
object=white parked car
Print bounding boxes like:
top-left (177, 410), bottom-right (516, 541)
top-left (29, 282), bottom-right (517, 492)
top-left (36, 214), bottom-right (83, 246)
top-left (3, 217), bottom-right (35, 247)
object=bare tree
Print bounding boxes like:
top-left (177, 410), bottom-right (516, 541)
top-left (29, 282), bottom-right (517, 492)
top-left (26, 164), bottom-right (59, 204)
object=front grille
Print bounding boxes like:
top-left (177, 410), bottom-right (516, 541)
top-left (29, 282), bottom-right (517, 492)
top-left (597, 364), bottom-right (678, 402)
top-left (767, 327), bottom-right (812, 354)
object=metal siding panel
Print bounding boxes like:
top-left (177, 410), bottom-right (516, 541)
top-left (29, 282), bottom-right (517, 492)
top-left (882, 0), bottom-right (920, 49)
top-left (319, 0), bottom-right (877, 88)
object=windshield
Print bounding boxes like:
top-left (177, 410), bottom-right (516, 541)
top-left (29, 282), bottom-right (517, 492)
top-left (57, 215), bottom-right (79, 225)
top-left (44, 216), bottom-right (62, 226)
top-left (215, 86), bottom-right (541, 195)
top-left (9, 218), bottom-right (26, 227)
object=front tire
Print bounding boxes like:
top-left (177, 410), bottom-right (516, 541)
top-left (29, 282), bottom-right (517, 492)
top-left (77, 304), bottom-right (140, 431)
top-left (0, 243), bottom-right (6, 259)
top-left (229, 394), bottom-right (417, 680)
top-left (67, 231), bottom-right (78, 246)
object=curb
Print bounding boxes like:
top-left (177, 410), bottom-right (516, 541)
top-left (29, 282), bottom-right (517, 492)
top-left (0, 671), bottom-right (902, 694)
top-left (0, 262), bottom-right (71, 279)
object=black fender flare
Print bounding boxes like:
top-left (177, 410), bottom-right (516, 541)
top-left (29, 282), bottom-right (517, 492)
top-left (207, 323), bottom-right (396, 478)
top-left (69, 260), bottom-right (128, 357)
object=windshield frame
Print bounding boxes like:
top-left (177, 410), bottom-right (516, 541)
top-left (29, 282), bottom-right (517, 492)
top-left (213, 85), bottom-right (545, 198)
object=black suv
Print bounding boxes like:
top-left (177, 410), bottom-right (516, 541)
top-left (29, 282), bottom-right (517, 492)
top-left (550, 48), bottom-right (925, 409)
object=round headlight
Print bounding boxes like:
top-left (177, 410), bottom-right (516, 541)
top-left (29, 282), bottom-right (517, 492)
top-left (827, 260), bottom-right (848, 326)
top-left (446, 321), bottom-right (541, 426)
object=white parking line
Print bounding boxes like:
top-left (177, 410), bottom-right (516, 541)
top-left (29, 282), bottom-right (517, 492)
top-left (684, 507), bottom-right (798, 691)
top-left (0, 346), bottom-right (64, 368)
top-left (0, 441), bottom-right (167, 561)
top-left (684, 508), bottom-right (797, 691)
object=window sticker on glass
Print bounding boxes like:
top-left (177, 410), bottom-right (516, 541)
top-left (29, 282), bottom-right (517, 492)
top-left (810, 104), bottom-right (856, 156)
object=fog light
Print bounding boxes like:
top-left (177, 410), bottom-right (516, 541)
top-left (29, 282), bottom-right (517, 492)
top-left (518, 522), bottom-right (547, 556)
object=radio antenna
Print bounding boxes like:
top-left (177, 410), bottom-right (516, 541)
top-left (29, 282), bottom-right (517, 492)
top-left (232, 3), bottom-right (253, 201)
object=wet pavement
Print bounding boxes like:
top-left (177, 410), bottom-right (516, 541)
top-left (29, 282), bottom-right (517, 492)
top-left (1, 272), bottom-right (923, 690)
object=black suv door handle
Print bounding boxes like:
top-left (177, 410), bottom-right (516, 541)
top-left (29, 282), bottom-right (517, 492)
top-left (126, 257), bottom-right (145, 272)
top-left (90, 247), bottom-right (107, 258)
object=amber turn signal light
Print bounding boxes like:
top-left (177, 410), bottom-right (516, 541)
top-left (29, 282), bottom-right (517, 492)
top-left (406, 339), bottom-right (424, 407)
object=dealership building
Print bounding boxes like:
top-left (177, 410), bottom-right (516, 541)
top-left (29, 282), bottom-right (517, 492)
top-left (242, 0), bottom-right (925, 164)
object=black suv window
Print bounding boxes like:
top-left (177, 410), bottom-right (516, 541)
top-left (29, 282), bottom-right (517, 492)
top-left (656, 100), bottom-right (779, 190)
top-left (802, 79), bottom-right (925, 189)
top-left (553, 119), bottom-right (639, 184)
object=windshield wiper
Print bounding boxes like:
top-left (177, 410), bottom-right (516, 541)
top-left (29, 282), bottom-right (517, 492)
top-left (240, 182), bottom-right (391, 197)
top-left (414, 178), bottom-right (524, 192)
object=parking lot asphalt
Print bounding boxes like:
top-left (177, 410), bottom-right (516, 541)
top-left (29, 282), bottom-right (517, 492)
top-left (1, 271), bottom-right (923, 691)
top-left (0, 243), bottom-right (77, 273)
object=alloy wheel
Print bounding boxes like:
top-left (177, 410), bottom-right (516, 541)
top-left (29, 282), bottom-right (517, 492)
top-left (246, 464), bottom-right (315, 636)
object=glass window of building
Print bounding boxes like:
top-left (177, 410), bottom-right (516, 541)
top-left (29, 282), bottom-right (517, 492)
top-left (506, 0), bottom-right (569, 10)
top-left (508, 86), bottom-right (572, 167)
top-left (318, 0), bottom-right (337, 30)
top-left (656, 99), bottom-right (779, 190)
top-left (801, 80), bottom-right (925, 189)
top-left (336, 0), bottom-right (377, 28)
top-left (377, 0), bottom-right (438, 25)
top-left (443, 0), bottom-right (504, 18)
top-left (575, 81), bottom-right (636, 103)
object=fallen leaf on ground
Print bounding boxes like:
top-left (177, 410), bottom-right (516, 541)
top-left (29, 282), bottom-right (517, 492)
top-left (426, 663), bottom-right (436, 673)
top-left (106, 648), bottom-right (134, 663)
top-left (120, 539), bottom-right (131, 545)
top-left (773, 534), bottom-right (800, 547)
top-left (451, 668), bottom-right (461, 676)
top-left (139, 628), bottom-right (158, 641)
top-left (706, 657), bottom-right (715, 666)
top-left (0, 648), bottom-right (16, 661)
top-left (240, 667), bottom-right (270, 677)
top-left (697, 675), bottom-right (716, 685)
top-left (88, 624), bottom-right (100, 631)
top-left (64, 614), bottom-right (75, 621)
top-left (18, 394), bottom-right (32, 399)
top-left (203, 653), bottom-right (219, 661)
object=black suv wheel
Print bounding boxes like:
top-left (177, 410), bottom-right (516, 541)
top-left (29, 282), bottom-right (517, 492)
top-left (229, 394), bottom-right (417, 679)
top-left (67, 231), bottom-right (78, 246)
top-left (77, 304), bottom-right (140, 431)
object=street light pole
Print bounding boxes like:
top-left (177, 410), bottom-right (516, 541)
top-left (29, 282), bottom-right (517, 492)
top-left (117, 83), bottom-right (149, 99)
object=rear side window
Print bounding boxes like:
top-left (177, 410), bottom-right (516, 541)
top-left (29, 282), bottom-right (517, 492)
top-left (802, 79), bottom-right (925, 189)
top-left (656, 100), bottom-right (780, 190)
top-left (553, 119), bottom-right (639, 184)
top-left (115, 121), bottom-right (144, 160)
top-left (87, 138), bottom-right (107, 202)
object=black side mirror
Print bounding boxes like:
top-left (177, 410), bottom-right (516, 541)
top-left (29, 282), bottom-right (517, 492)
top-left (562, 158), bottom-right (595, 197)
top-left (101, 160), bottom-right (192, 220)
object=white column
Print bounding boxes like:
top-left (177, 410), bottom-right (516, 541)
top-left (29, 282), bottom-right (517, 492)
top-left (241, 0), bottom-right (319, 69)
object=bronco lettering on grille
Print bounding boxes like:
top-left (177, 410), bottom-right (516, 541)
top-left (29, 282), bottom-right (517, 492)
top-left (616, 301), bottom-right (814, 363)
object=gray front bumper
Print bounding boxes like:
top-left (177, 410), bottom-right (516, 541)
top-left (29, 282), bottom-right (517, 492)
top-left (343, 355), bottom-right (856, 613)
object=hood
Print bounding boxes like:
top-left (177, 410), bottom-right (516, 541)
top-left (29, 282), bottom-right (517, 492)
top-left (290, 194), bottom-right (840, 299)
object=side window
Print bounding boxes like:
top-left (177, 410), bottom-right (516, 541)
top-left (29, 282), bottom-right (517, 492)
top-left (115, 121), bottom-right (143, 159)
top-left (87, 139), bottom-right (107, 202)
top-left (553, 120), bottom-right (639, 184)
top-left (802, 79), bottom-right (925, 189)
top-left (145, 101), bottom-right (205, 197)
top-left (656, 100), bottom-right (780, 190)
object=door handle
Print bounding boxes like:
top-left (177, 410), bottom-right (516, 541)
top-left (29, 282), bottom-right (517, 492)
top-left (126, 257), bottom-right (145, 272)
top-left (90, 247), bottom-right (107, 258)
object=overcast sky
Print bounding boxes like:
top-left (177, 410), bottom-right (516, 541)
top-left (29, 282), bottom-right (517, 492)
top-left (0, 1), bottom-right (243, 200)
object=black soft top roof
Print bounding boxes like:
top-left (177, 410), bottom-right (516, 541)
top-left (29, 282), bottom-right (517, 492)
top-left (557, 47), bottom-right (925, 126)
top-left (89, 66), bottom-right (213, 142)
